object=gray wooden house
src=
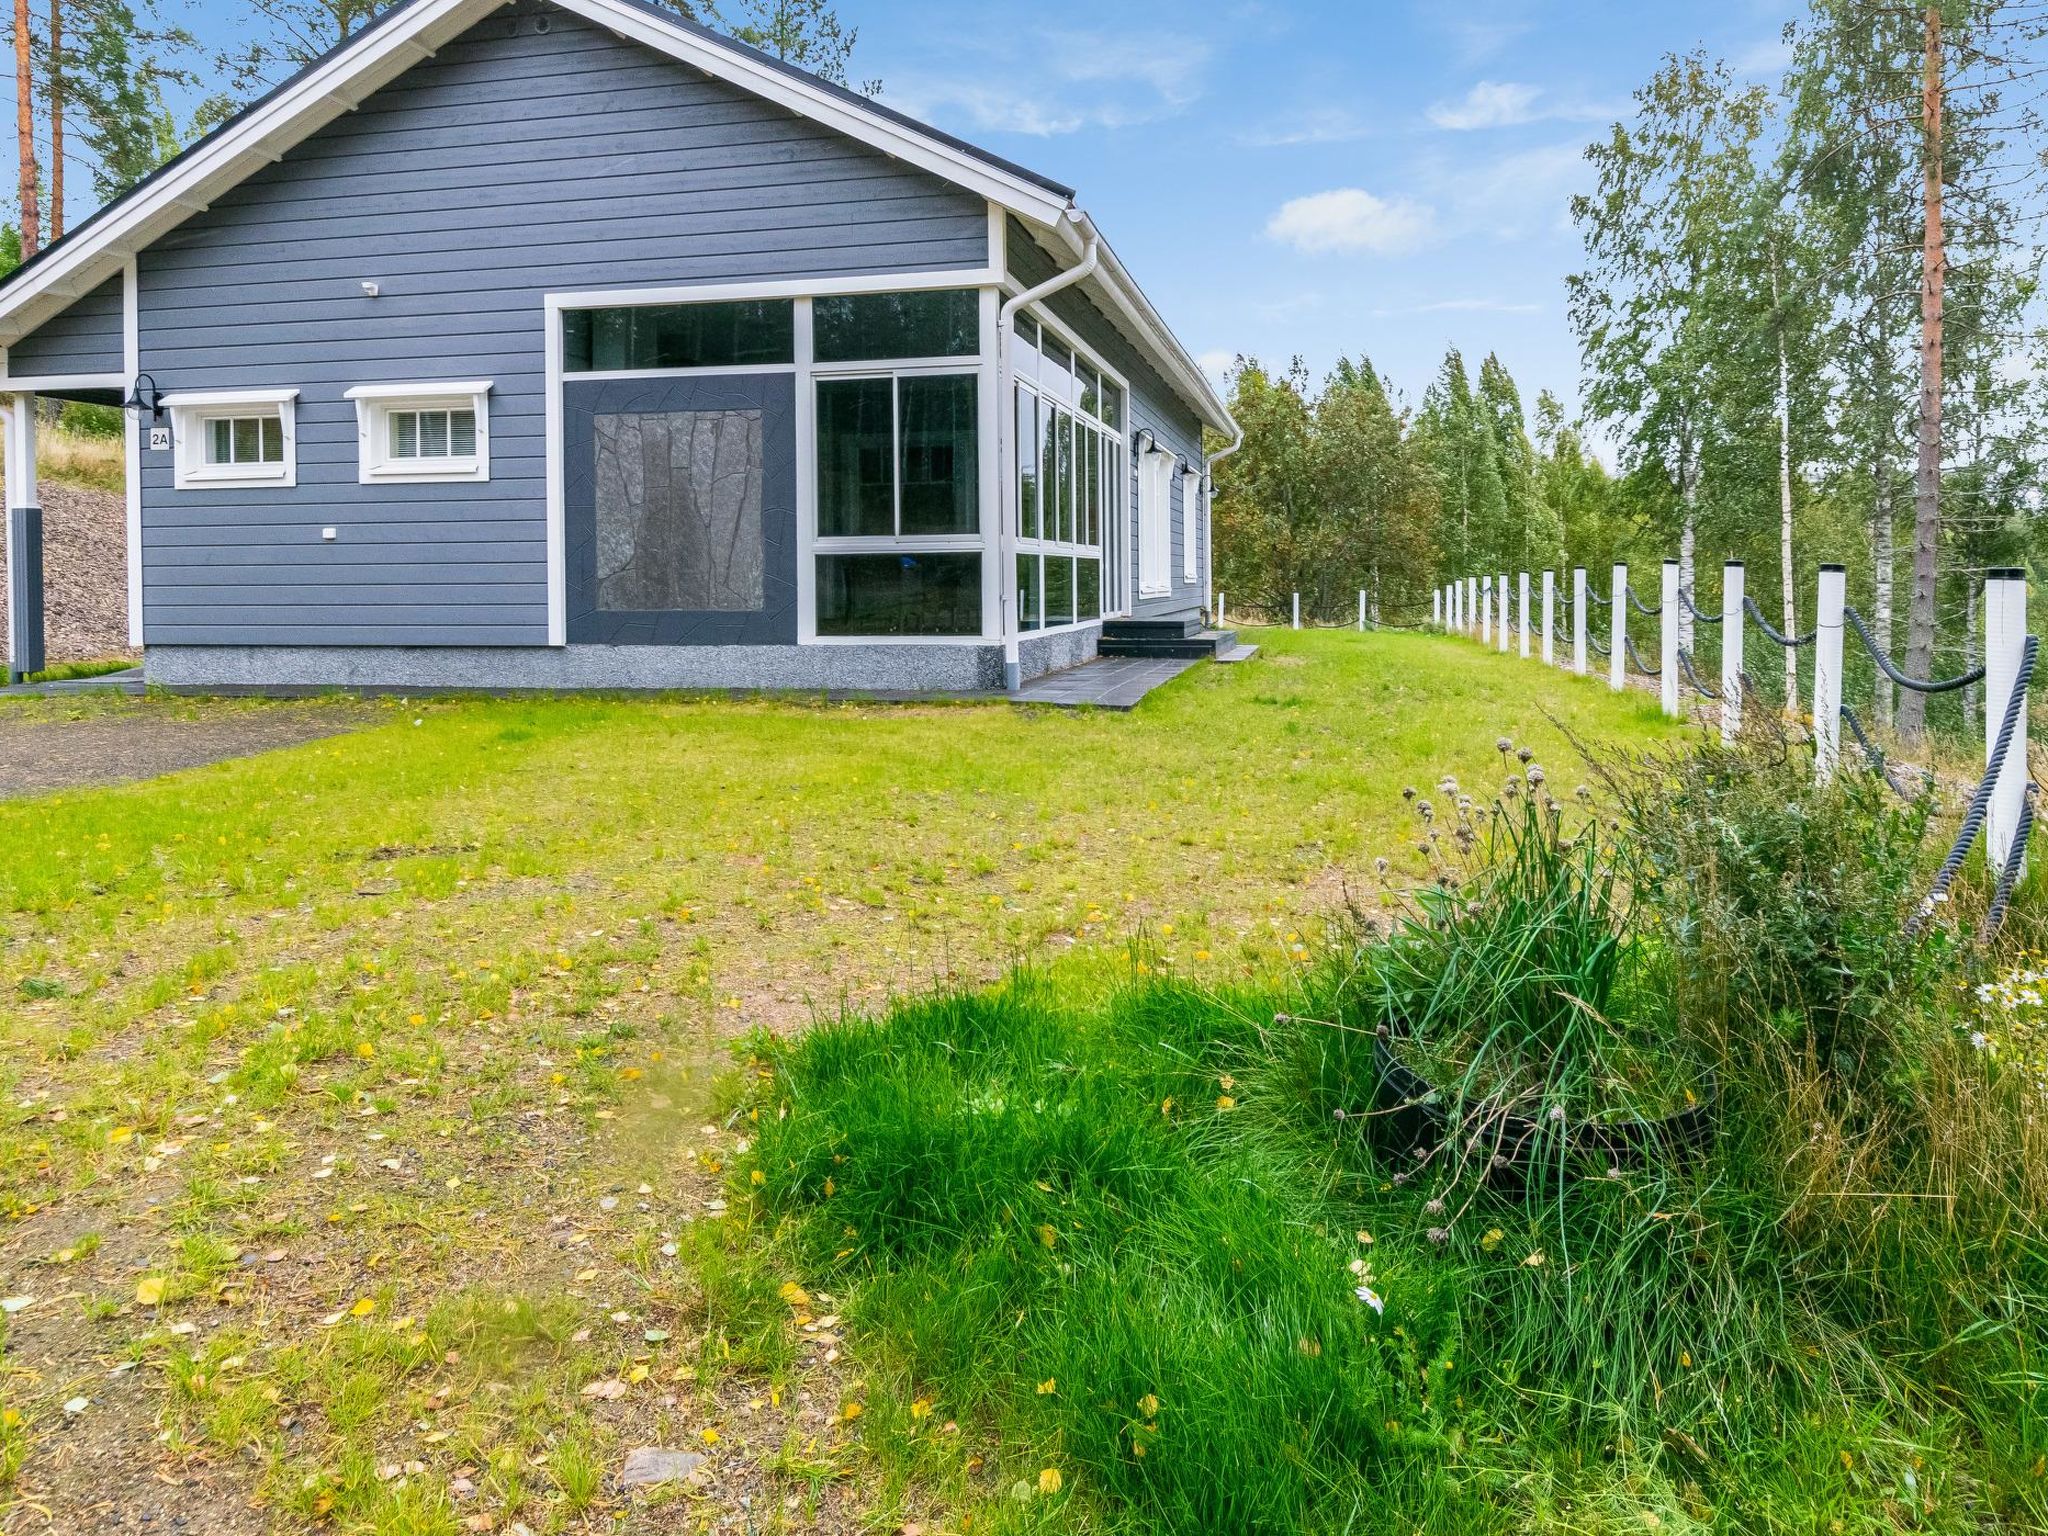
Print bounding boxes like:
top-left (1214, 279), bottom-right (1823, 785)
top-left (0, 0), bottom-right (1238, 692)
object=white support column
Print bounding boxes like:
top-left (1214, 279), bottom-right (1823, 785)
top-left (1499, 572), bottom-right (1511, 653)
top-left (1293, 591), bottom-right (1302, 631)
top-left (1572, 567), bottom-right (1587, 676)
top-left (1433, 587), bottom-right (1442, 628)
top-left (1519, 572), bottom-right (1531, 659)
top-left (4, 394), bottom-right (39, 683)
top-left (1541, 570), bottom-right (1556, 666)
top-left (1660, 559), bottom-right (1681, 717)
top-left (1610, 563), bottom-right (1626, 692)
top-left (1721, 560), bottom-right (1745, 744)
top-left (1481, 575), bottom-right (1492, 646)
top-left (1813, 563), bottom-right (1847, 785)
top-left (1986, 568), bottom-right (2030, 878)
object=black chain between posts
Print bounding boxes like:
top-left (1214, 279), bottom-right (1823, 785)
top-left (1625, 635), bottom-right (1661, 678)
top-left (1842, 604), bottom-right (1987, 695)
top-left (1678, 648), bottom-right (1720, 700)
top-left (1678, 588), bottom-right (1725, 625)
top-left (1590, 634), bottom-right (1611, 658)
top-left (1626, 584), bottom-right (1662, 618)
top-left (1743, 595), bottom-right (1815, 648)
top-left (1588, 586), bottom-right (1613, 608)
top-left (1908, 632), bottom-right (2040, 939)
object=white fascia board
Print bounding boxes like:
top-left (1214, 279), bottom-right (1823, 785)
top-left (0, 0), bottom-right (497, 347)
top-left (564, 0), bottom-right (1072, 228)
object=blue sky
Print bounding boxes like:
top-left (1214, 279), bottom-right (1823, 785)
top-left (147, 0), bottom-right (1801, 427)
top-left (857, 0), bottom-right (1800, 427)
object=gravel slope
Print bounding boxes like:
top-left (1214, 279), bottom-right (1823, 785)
top-left (0, 481), bottom-right (137, 668)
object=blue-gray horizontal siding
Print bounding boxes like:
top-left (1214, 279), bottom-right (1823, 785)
top-left (7, 275), bottom-right (123, 378)
top-left (138, 0), bottom-right (988, 648)
top-left (1007, 219), bottom-right (1204, 622)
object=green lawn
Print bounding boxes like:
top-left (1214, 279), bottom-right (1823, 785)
top-left (0, 630), bottom-right (1671, 1534)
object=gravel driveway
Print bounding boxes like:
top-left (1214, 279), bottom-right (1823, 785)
top-left (0, 697), bottom-right (378, 798)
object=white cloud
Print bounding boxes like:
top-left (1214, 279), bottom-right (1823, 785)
top-left (1452, 142), bottom-right (1591, 239)
top-left (1196, 349), bottom-right (1240, 382)
top-left (1266, 189), bottom-right (1436, 255)
top-left (1428, 81), bottom-right (1618, 132)
top-left (1410, 298), bottom-right (1542, 315)
top-left (1428, 81), bottom-right (1544, 131)
top-left (1733, 36), bottom-right (1794, 80)
top-left (1240, 107), bottom-right (1373, 148)
top-left (884, 31), bottom-right (1209, 138)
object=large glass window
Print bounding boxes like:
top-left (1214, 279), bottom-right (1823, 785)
top-left (817, 553), bottom-right (981, 636)
top-left (816, 378), bottom-right (895, 538)
top-left (814, 289), bottom-right (980, 363)
top-left (817, 373), bottom-right (978, 538)
top-left (1011, 312), bottom-right (1120, 630)
top-left (564, 301), bottom-right (794, 372)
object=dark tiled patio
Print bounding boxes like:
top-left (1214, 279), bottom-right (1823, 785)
top-left (1013, 655), bottom-right (1200, 709)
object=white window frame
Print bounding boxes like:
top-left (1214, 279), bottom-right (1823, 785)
top-left (345, 380), bottom-right (492, 484)
top-left (162, 388), bottom-right (298, 490)
top-left (1137, 445), bottom-right (1175, 599)
top-left (1181, 467), bottom-right (1201, 586)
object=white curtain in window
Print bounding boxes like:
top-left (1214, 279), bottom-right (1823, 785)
top-left (1138, 450), bottom-right (1173, 597)
top-left (1181, 469), bottom-right (1201, 585)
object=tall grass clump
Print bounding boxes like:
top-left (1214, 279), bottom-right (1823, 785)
top-left (737, 729), bottom-right (2048, 1531)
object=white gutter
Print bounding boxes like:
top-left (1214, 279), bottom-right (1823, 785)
top-left (997, 229), bottom-right (1099, 693)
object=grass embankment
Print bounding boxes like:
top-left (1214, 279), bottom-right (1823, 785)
top-left (740, 743), bottom-right (2048, 1534)
top-left (0, 631), bottom-right (1671, 1532)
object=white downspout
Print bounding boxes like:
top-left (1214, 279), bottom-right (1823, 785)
top-left (1202, 423), bottom-right (1243, 620)
top-left (998, 230), bottom-right (1099, 693)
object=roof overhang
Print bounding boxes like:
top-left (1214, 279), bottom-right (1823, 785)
top-left (0, 0), bottom-right (1232, 439)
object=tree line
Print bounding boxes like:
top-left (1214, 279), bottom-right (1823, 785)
top-left (1215, 0), bottom-right (2048, 745)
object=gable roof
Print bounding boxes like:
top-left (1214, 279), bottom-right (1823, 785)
top-left (0, 0), bottom-right (1233, 435)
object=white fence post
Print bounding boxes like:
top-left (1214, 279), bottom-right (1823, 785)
top-left (1813, 564), bottom-right (1846, 785)
top-left (1499, 573), bottom-right (1511, 653)
top-left (1721, 560), bottom-right (1744, 744)
top-left (1519, 572), bottom-right (1531, 659)
top-left (1218, 591), bottom-right (1226, 631)
top-left (1541, 570), bottom-right (1556, 666)
top-left (1572, 567), bottom-right (1587, 676)
top-left (1660, 559), bottom-right (1680, 718)
top-left (1610, 564), bottom-right (1626, 691)
top-left (1359, 588), bottom-right (1367, 633)
top-left (1481, 575), bottom-right (1492, 645)
top-left (1987, 568), bottom-right (2030, 878)
top-left (1294, 591), bottom-right (1302, 631)
top-left (1467, 577), bottom-right (1478, 636)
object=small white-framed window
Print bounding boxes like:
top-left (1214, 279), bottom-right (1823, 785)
top-left (162, 389), bottom-right (299, 490)
top-left (345, 381), bottom-right (493, 483)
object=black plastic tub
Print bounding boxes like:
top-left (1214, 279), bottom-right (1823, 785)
top-left (1371, 1030), bottom-right (1717, 1184)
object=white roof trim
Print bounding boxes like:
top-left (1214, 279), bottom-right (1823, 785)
top-left (344, 380), bottom-right (494, 400)
top-left (0, 0), bottom-right (1232, 439)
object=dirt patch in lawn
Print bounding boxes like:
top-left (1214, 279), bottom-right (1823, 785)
top-left (0, 699), bottom-right (379, 799)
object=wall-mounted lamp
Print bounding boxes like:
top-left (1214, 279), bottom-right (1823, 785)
top-left (360, 281), bottom-right (380, 299)
top-left (125, 372), bottom-right (164, 421)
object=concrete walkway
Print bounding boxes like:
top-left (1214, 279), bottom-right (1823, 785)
top-left (1012, 656), bottom-right (1200, 709)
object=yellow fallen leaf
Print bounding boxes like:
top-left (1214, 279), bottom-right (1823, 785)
top-left (1036, 1378), bottom-right (1057, 1395)
top-left (778, 1282), bottom-right (811, 1309)
top-left (1480, 1228), bottom-right (1504, 1252)
top-left (1138, 1393), bottom-right (1160, 1416)
top-left (134, 1276), bottom-right (167, 1306)
top-left (627, 1365), bottom-right (650, 1384)
top-left (107, 1126), bottom-right (135, 1146)
top-left (350, 1297), bottom-right (377, 1317)
top-left (1216, 1096), bottom-right (1237, 1112)
top-left (1522, 1251), bottom-right (1546, 1268)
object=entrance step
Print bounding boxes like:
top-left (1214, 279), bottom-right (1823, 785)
top-left (1099, 620), bottom-right (1238, 660)
top-left (1216, 643), bottom-right (1260, 664)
